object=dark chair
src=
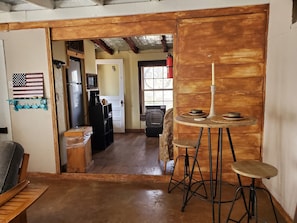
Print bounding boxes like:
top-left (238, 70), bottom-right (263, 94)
top-left (145, 109), bottom-right (164, 137)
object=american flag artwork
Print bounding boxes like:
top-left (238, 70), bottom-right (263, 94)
top-left (12, 73), bottom-right (44, 99)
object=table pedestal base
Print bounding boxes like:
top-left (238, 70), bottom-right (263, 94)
top-left (181, 128), bottom-right (247, 223)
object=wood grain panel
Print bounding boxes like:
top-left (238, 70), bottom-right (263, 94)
top-left (51, 20), bottom-right (176, 40)
top-left (174, 8), bottom-right (267, 179)
top-left (176, 93), bottom-right (263, 108)
top-left (0, 184), bottom-right (48, 223)
top-left (176, 77), bottom-right (263, 94)
top-left (7, 4), bottom-right (267, 31)
top-left (196, 146), bottom-right (261, 159)
top-left (177, 13), bottom-right (267, 65)
top-left (0, 23), bottom-right (8, 31)
top-left (177, 63), bottom-right (264, 80)
top-left (178, 39), bottom-right (264, 66)
top-left (175, 132), bottom-right (261, 147)
top-left (179, 13), bottom-right (266, 36)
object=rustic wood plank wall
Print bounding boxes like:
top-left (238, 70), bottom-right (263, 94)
top-left (174, 9), bottom-right (268, 183)
top-left (0, 4), bottom-right (268, 183)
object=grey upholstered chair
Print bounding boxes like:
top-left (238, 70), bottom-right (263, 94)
top-left (0, 141), bottom-right (24, 194)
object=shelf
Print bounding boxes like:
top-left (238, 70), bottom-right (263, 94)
top-left (7, 98), bottom-right (48, 111)
top-left (89, 103), bottom-right (113, 150)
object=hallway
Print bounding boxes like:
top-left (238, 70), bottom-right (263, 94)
top-left (89, 133), bottom-right (170, 175)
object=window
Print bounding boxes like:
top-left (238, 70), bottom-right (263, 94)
top-left (138, 60), bottom-right (173, 114)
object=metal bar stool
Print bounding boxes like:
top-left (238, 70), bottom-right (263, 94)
top-left (168, 139), bottom-right (207, 201)
top-left (226, 160), bottom-right (279, 223)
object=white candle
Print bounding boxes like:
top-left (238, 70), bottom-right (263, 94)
top-left (211, 62), bottom-right (215, 86)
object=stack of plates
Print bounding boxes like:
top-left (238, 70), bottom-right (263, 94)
top-left (222, 112), bottom-right (245, 121)
top-left (188, 109), bottom-right (207, 117)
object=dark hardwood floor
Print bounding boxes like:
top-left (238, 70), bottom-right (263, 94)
top-left (89, 132), bottom-right (169, 175)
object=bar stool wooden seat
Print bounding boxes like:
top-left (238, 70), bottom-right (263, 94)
top-left (226, 160), bottom-right (278, 223)
top-left (168, 139), bottom-right (206, 199)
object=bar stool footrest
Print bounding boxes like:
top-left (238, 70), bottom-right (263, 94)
top-left (226, 184), bottom-right (279, 223)
top-left (168, 154), bottom-right (203, 193)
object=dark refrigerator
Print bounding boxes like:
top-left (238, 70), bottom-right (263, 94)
top-left (67, 58), bottom-right (84, 128)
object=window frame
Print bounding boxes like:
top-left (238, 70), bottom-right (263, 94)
top-left (138, 60), bottom-right (172, 114)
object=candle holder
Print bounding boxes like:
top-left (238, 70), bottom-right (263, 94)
top-left (207, 85), bottom-right (216, 118)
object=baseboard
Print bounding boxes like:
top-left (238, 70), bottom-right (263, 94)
top-left (273, 196), bottom-right (294, 223)
top-left (125, 129), bottom-right (144, 133)
top-left (294, 207), bottom-right (297, 223)
top-left (27, 172), bottom-right (170, 184)
top-left (260, 182), bottom-right (293, 222)
top-left (60, 164), bottom-right (67, 172)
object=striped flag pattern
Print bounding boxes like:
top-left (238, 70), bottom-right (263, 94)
top-left (12, 73), bottom-right (44, 99)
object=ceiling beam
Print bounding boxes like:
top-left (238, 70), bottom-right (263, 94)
top-left (92, 39), bottom-right (114, 55)
top-left (161, 35), bottom-right (168, 52)
top-left (105, 0), bottom-right (149, 4)
top-left (55, 0), bottom-right (103, 8)
top-left (0, 2), bottom-right (11, 12)
top-left (123, 37), bottom-right (139, 54)
top-left (90, 0), bottom-right (104, 5)
top-left (24, 0), bottom-right (54, 9)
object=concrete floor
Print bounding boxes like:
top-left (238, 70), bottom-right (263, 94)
top-left (26, 175), bottom-right (288, 223)
top-left (25, 134), bottom-right (289, 222)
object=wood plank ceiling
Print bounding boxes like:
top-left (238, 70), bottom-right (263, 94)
top-left (91, 34), bottom-right (173, 54)
top-left (67, 34), bottom-right (172, 55)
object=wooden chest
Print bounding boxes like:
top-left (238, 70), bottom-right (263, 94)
top-left (64, 126), bottom-right (94, 173)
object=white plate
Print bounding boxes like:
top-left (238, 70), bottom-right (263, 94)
top-left (194, 117), bottom-right (206, 121)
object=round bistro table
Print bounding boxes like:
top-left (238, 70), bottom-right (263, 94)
top-left (175, 114), bottom-right (257, 223)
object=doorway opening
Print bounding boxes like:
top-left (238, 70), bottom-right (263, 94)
top-left (96, 59), bottom-right (125, 133)
top-left (52, 33), bottom-right (174, 176)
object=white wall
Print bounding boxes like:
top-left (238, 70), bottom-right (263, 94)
top-left (84, 40), bottom-right (97, 74)
top-left (263, 0), bottom-right (297, 219)
top-left (0, 29), bottom-right (56, 173)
